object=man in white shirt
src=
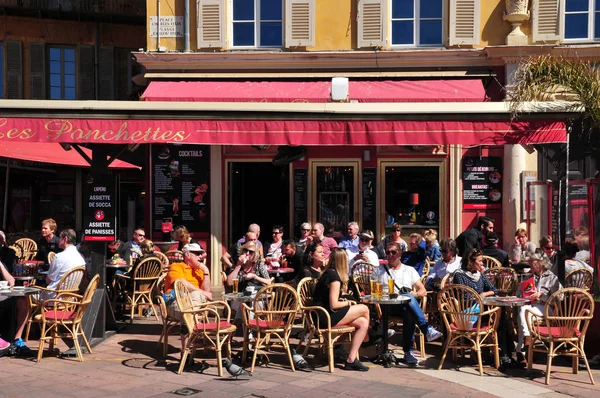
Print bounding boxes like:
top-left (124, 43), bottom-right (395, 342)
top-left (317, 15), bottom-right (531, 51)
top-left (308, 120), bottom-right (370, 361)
top-left (426, 238), bottom-right (462, 290)
top-left (377, 242), bottom-right (442, 365)
top-left (45, 229), bottom-right (85, 294)
top-left (346, 230), bottom-right (379, 272)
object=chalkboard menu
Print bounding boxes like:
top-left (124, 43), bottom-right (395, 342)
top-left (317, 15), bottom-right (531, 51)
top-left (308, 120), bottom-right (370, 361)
top-left (152, 145), bottom-right (210, 233)
top-left (362, 168), bottom-right (377, 233)
top-left (462, 157), bottom-right (502, 210)
top-left (83, 174), bottom-right (116, 241)
top-left (552, 183), bottom-right (560, 245)
top-left (293, 168), bottom-right (308, 237)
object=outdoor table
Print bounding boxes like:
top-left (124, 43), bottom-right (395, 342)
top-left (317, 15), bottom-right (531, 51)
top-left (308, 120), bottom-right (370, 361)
top-left (267, 267), bottom-right (295, 283)
top-left (361, 294), bottom-right (411, 367)
top-left (223, 292), bottom-right (256, 303)
top-left (0, 286), bottom-right (40, 297)
top-left (482, 296), bottom-right (531, 366)
top-left (105, 261), bottom-right (130, 269)
top-left (13, 275), bottom-right (35, 286)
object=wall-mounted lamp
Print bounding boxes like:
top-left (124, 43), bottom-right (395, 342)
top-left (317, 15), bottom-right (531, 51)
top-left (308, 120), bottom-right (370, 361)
top-left (363, 150), bottom-right (371, 162)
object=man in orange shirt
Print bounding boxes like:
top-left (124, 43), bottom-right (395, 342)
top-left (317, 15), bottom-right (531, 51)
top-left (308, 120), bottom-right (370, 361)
top-left (164, 243), bottom-right (212, 357)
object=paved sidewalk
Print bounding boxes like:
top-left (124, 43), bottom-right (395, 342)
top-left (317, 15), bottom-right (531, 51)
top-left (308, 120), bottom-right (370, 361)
top-left (0, 319), bottom-right (597, 398)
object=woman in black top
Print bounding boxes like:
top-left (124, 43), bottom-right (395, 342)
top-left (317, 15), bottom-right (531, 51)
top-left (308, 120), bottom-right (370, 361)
top-left (313, 247), bottom-right (370, 371)
top-left (302, 242), bottom-right (325, 279)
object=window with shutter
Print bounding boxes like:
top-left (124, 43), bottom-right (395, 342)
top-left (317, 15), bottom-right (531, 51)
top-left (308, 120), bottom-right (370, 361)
top-left (448, 0), bottom-right (480, 46)
top-left (115, 49), bottom-right (132, 100)
top-left (6, 41), bottom-right (23, 99)
top-left (99, 47), bottom-right (115, 100)
top-left (532, 0), bottom-right (562, 42)
top-left (357, 0), bottom-right (387, 48)
top-left (78, 45), bottom-right (95, 100)
top-left (285, 0), bottom-right (315, 47)
top-left (231, 0), bottom-right (283, 47)
top-left (562, 0), bottom-right (599, 40)
top-left (29, 42), bottom-right (46, 100)
top-left (390, 0), bottom-right (444, 46)
top-left (197, 0), bottom-right (226, 48)
top-left (49, 47), bottom-right (76, 100)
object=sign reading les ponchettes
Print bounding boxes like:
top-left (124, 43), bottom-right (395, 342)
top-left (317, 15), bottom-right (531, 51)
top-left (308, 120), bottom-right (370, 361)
top-left (83, 175), bottom-right (116, 242)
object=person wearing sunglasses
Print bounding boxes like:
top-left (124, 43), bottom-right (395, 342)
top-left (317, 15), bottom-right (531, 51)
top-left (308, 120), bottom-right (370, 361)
top-left (346, 230), bottom-right (379, 272)
top-left (539, 235), bottom-right (558, 274)
top-left (226, 241), bottom-right (271, 292)
top-left (425, 238), bottom-right (462, 290)
top-left (264, 225), bottom-right (285, 268)
top-left (377, 242), bottom-right (443, 365)
top-left (377, 223), bottom-right (407, 258)
top-left (296, 222), bottom-right (312, 251)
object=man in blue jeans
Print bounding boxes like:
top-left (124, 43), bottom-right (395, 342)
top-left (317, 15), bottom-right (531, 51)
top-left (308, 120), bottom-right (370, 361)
top-left (378, 242), bottom-right (442, 364)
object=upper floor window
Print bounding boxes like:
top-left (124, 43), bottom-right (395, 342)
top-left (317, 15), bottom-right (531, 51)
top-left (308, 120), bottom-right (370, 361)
top-left (564, 0), bottom-right (600, 40)
top-left (49, 47), bottom-right (76, 100)
top-left (232, 0), bottom-right (283, 47)
top-left (391, 0), bottom-right (443, 46)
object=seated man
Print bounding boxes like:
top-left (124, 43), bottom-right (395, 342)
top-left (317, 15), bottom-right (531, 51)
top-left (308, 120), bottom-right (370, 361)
top-left (481, 232), bottom-right (509, 267)
top-left (426, 238), bottom-right (462, 290)
top-left (401, 233), bottom-right (427, 276)
top-left (36, 218), bottom-right (63, 262)
top-left (164, 243), bottom-right (212, 355)
top-left (108, 239), bottom-right (132, 266)
top-left (281, 239), bottom-right (304, 282)
top-left (124, 228), bottom-right (146, 260)
top-left (378, 242), bottom-right (442, 364)
top-left (346, 230), bottom-right (379, 272)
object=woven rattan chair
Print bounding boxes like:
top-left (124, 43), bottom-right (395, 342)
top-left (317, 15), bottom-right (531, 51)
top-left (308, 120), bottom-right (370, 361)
top-left (174, 280), bottom-right (236, 376)
top-left (36, 274), bottom-right (100, 362)
top-left (437, 284), bottom-right (501, 375)
top-left (241, 283), bottom-right (299, 372)
top-left (421, 258), bottom-right (431, 281)
top-left (25, 266), bottom-right (86, 341)
top-left (484, 267), bottom-right (518, 296)
top-left (113, 257), bottom-right (162, 323)
top-left (164, 250), bottom-right (184, 264)
top-left (526, 288), bottom-right (595, 385)
top-left (351, 262), bottom-right (382, 318)
top-left (47, 251), bottom-right (56, 264)
top-left (296, 277), bottom-right (355, 373)
top-left (15, 238), bottom-right (37, 261)
top-left (565, 268), bottom-right (594, 291)
top-left (154, 273), bottom-right (180, 358)
top-left (482, 255), bottom-right (502, 269)
top-left (154, 251), bottom-right (170, 270)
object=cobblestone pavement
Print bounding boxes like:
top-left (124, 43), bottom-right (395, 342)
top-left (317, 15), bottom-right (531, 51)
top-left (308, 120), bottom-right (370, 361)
top-left (1, 319), bottom-right (598, 398)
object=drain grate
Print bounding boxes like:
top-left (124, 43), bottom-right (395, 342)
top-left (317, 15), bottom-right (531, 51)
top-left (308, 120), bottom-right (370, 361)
top-left (168, 387), bottom-right (202, 396)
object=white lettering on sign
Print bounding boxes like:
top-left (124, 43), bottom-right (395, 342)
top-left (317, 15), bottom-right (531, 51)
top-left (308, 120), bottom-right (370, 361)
top-left (150, 16), bottom-right (184, 38)
top-left (85, 228), bottom-right (115, 235)
top-left (178, 150), bottom-right (203, 157)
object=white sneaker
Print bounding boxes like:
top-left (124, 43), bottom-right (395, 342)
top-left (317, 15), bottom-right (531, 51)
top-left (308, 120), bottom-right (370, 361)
top-left (387, 329), bottom-right (396, 338)
top-left (426, 327), bottom-right (443, 342)
top-left (404, 350), bottom-right (418, 365)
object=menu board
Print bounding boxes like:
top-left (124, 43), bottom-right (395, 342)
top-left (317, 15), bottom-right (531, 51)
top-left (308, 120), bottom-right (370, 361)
top-left (152, 145), bottom-right (210, 233)
top-left (462, 157), bottom-right (502, 210)
top-left (293, 168), bottom-right (308, 237)
top-left (362, 168), bottom-right (376, 233)
top-left (551, 183), bottom-right (560, 245)
top-left (83, 175), bottom-right (116, 241)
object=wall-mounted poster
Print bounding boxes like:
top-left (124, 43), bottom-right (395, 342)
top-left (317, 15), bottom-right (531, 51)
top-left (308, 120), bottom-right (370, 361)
top-left (462, 157), bottom-right (502, 210)
top-left (152, 145), bottom-right (210, 233)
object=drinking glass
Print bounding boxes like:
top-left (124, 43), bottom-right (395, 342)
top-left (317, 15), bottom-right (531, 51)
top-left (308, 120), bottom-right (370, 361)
top-left (376, 282), bottom-right (384, 299)
top-left (388, 279), bottom-right (395, 295)
top-left (233, 279), bottom-right (239, 294)
top-left (370, 280), bottom-right (377, 297)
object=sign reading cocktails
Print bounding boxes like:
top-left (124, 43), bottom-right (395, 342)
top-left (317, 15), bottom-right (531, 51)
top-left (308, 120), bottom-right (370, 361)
top-left (83, 175), bottom-right (116, 242)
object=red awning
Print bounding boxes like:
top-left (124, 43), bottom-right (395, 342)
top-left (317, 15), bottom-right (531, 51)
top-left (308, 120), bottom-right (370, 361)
top-left (142, 80), bottom-right (488, 103)
top-left (0, 142), bottom-right (140, 168)
top-left (0, 117), bottom-right (566, 146)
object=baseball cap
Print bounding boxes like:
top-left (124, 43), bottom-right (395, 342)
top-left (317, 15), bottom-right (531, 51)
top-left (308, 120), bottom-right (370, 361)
top-left (182, 243), bottom-right (205, 254)
top-left (358, 230), bottom-right (374, 240)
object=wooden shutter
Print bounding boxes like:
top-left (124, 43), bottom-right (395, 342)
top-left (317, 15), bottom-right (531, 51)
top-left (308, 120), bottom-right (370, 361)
top-left (98, 46), bottom-right (115, 100)
top-left (115, 48), bottom-right (132, 100)
top-left (6, 41), bottom-right (23, 99)
top-left (532, 0), bottom-right (562, 42)
top-left (197, 0), bottom-right (226, 48)
top-left (285, 0), bottom-right (315, 47)
top-left (29, 42), bottom-right (46, 100)
top-left (357, 0), bottom-right (387, 48)
top-left (78, 45), bottom-right (95, 100)
top-left (448, 0), bottom-right (481, 46)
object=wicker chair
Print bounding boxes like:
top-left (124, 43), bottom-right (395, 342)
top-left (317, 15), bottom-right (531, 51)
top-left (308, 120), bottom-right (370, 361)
top-left (174, 280), bottom-right (236, 376)
top-left (241, 283), bottom-right (299, 372)
top-left (113, 257), bottom-right (162, 323)
top-left (437, 284), bottom-right (501, 375)
top-left (36, 274), bottom-right (100, 362)
top-left (155, 273), bottom-right (180, 358)
top-left (47, 251), bottom-right (56, 264)
top-left (565, 268), bottom-right (594, 292)
top-left (484, 267), bottom-right (518, 296)
top-left (351, 262), bottom-right (382, 318)
top-left (164, 250), bottom-right (184, 264)
top-left (526, 288), bottom-right (595, 385)
top-left (421, 258), bottom-right (431, 281)
top-left (296, 277), bottom-right (355, 373)
top-left (154, 251), bottom-right (170, 270)
top-left (482, 255), bottom-right (502, 269)
top-left (25, 266), bottom-right (86, 341)
top-left (15, 238), bottom-right (37, 261)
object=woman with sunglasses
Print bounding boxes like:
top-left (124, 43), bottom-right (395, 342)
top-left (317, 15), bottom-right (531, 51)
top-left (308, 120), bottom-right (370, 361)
top-left (297, 222), bottom-right (312, 251)
top-left (226, 241), bottom-right (271, 291)
top-left (264, 225), bottom-right (284, 268)
top-left (377, 223), bottom-right (407, 258)
top-left (313, 247), bottom-right (370, 371)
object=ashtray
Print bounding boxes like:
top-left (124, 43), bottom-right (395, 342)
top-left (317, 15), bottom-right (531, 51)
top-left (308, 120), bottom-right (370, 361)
top-left (389, 293), bottom-right (398, 299)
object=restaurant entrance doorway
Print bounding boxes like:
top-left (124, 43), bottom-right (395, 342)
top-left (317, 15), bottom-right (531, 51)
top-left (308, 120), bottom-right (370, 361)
top-left (227, 161), bottom-right (290, 245)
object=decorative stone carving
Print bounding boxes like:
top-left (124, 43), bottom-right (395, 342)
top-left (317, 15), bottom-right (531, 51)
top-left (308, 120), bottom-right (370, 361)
top-left (503, 0), bottom-right (530, 45)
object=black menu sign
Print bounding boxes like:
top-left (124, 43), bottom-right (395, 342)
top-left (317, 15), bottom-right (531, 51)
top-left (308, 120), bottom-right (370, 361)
top-left (463, 157), bottom-right (502, 210)
top-left (362, 168), bottom-right (376, 233)
top-left (83, 174), bottom-right (116, 241)
top-left (152, 145), bottom-right (210, 233)
top-left (293, 168), bottom-right (308, 236)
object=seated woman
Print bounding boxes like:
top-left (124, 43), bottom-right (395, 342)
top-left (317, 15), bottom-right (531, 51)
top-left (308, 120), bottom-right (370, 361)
top-left (509, 228), bottom-right (537, 263)
top-left (134, 239), bottom-right (159, 266)
top-left (424, 229), bottom-right (442, 262)
top-left (264, 225), bottom-right (284, 269)
top-left (515, 251), bottom-right (562, 365)
top-left (426, 238), bottom-right (461, 290)
top-left (302, 242), bottom-right (326, 279)
top-left (453, 248), bottom-right (498, 298)
top-left (313, 248), bottom-right (371, 371)
top-left (564, 239), bottom-right (594, 273)
top-left (226, 241), bottom-right (271, 292)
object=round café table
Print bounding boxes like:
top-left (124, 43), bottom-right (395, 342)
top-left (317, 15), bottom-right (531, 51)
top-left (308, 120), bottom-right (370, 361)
top-left (361, 294), bottom-right (411, 367)
top-left (267, 267), bottom-right (295, 283)
top-left (223, 292), bottom-right (256, 303)
top-left (0, 286), bottom-right (40, 297)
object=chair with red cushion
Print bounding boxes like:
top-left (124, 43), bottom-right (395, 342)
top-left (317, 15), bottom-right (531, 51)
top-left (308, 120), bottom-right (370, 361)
top-left (437, 284), bottom-right (501, 376)
top-left (36, 274), bottom-right (100, 362)
top-left (241, 283), bottom-right (299, 372)
top-left (526, 288), bottom-right (595, 385)
top-left (174, 280), bottom-right (236, 376)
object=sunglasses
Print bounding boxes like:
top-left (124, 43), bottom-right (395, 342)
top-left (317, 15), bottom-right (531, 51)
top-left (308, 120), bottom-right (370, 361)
top-left (359, 238), bottom-right (371, 242)
top-left (543, 246), bottom-right (553, 250)
top-left (385, 250), bottom-right (398, 256)
top-left (302, 229), bottom-right (310, 232)
top-left (392, 229), bottom-right (401, 232)
top-left (441, 249), bottom-right (451, 254)
top-left (243, 249), bottom-right (255, 255)
top-left (272, 231), bottom-right (282, 235)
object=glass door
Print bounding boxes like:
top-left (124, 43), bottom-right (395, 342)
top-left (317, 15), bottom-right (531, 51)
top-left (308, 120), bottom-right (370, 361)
top-left (310, 160), bottom-right (361, 240)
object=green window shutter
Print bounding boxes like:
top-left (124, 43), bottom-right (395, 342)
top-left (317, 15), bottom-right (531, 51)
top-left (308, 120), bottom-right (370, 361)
top-left (6, 41), bottom-right (23, 99)
top-left (29, 42), bottom-right (46, 100)
top-left (78, 45), bottom-right (95, 100)
top-left (98, 46), bottom-right (115, 100)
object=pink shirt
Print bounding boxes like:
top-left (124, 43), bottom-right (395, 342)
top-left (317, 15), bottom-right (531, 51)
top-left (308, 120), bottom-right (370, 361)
top-left (318, 237), bottom-right (338, 259)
